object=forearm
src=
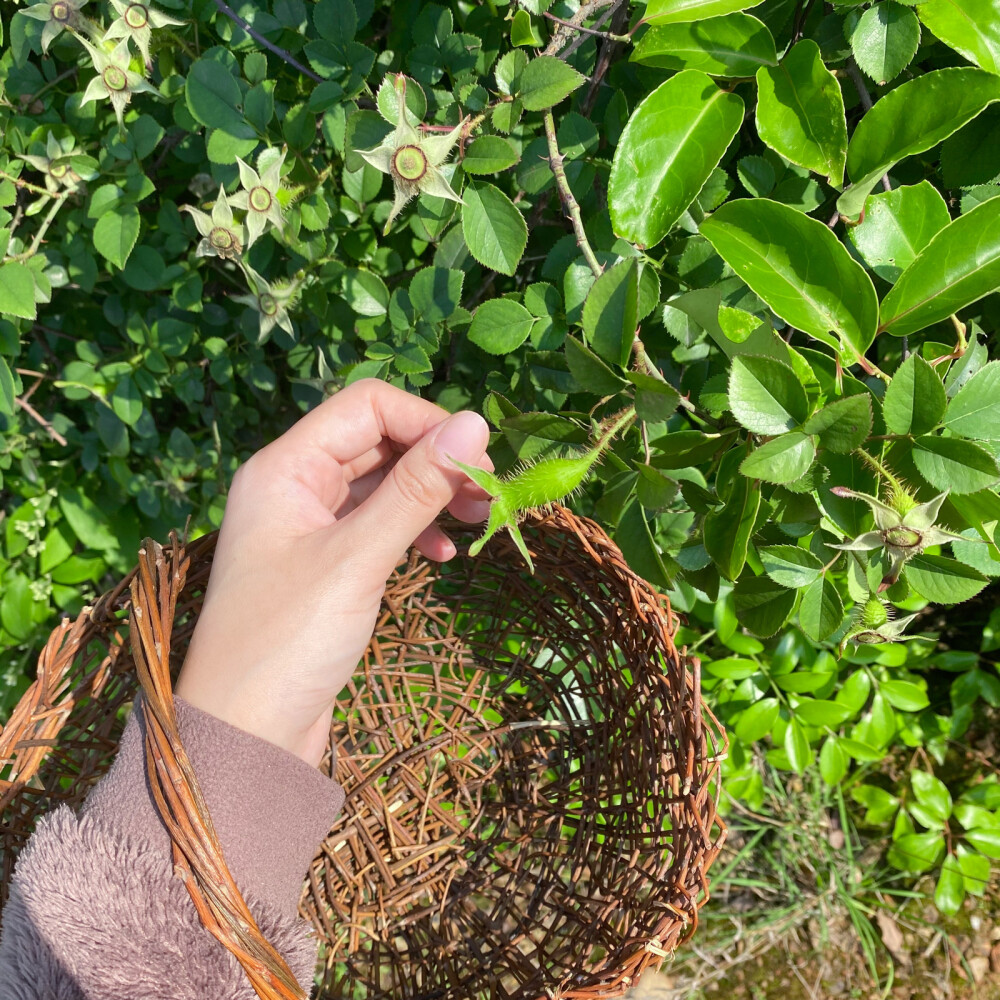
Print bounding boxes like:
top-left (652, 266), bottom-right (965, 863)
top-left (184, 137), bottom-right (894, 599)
top-left (0, 696), bottom-right (344, 998)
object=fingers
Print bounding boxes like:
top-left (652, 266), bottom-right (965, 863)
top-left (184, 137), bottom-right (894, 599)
top-left (343, 410), bottom-right (491, 576)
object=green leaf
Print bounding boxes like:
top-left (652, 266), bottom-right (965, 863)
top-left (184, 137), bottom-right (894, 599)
top-left (93, 205), bottom-right (140, 270)
top-left (881, 680), bottom-right (930, 711)
top-left (728, 355), bottom-right (809, 434)
top-left (408, 267), bottom-right (463, 324)
top-left (700, 199), bottom-right (879, 362)
top-left (760, 544), bottom-right (824, 588)
top-left (756, 40), bottom-right (848, 186)
top-left (848, 181), bottom-right (951, 284)
top-left (0, 358), bottom-right (15, 416)
top-left (609, 70), bottom-right (744, 248)
top-left (944, 361), bottom-right (1000, 440)
top-left (111, 376), bottom-right (142, 427)
top-left (461, 136), bottom-right (519, 174)
top-left (784, 716), bottom-right (811, 775)
top-left (468, 298), bottom-right (536, 354)
top-left (879, 199), bottom-right (1000, 338)
top-left (343, 269), bottom-right (389, 316)
top-left (912, 436), bottom-right (1000, 494)
top-left (734, 574), bottom-right (797, 637)
top-left (510, 9), bottom-right (545, 47)
top-left (913, 770), bottom-right (953, 822)
top-left (705, 657), bottom-right (759, 679)
top-left (735, 697), bottom-right (781, 743)
top-left (0, 261), bottom-right (36, 320)
top-left (888, 831), bottom-right (945, 872)
top-left (644, 0), bottom-right (766, 24)
top-left (839, 68), bottom-right (1000, 218)
top-left (820, 736), bottom-right (848, 785)
top-left (704, 476), bottom-right (760, 580)
top-left (934, 855), bottom-right (965, 916)
top-left (850, 2), bottom-right (921, 85)
top-left (882, 354), bottom-right (946, 436)
top-left (630, 14), bottom-right (777, 78)
top-left (582, 260), bottom-right (638, 366)
top-left (626, 372), bottom-right (682, 421)
top-left (965, 829), bottom-right (1000, 859)
top-left (635, 465), bottom-right (679, 509)
top-left (957, 845), bottom-right (991, 895)
top-left (799, 576), bottom-right (844, 642)
top-left (518, 56), bottom-right (586, 111)
top-left (793, 697), bottom-right (852, 727)
top-left (918, 0), bottom-right (1000, 75)
top-left (564, 336), bottom-right (627, 394)
top-left (616, 497), bottom-right (674, 587)
top-left (906, 553), bottom-right (989, 603)
top-left (803, 395), bottom-right (873, 454)
top-left (58, 488), bottom-right (118, 550)
top-left (740, 432), bottom-right (817, 485)
top-left (0, 575), bottom-right (33, 640)
top-left (462, 182), bottom-right (527, 277)
top-left (185, 59), bottom-right (255, 138)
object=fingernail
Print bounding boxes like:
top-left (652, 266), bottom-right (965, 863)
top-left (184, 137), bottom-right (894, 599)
top-left (435, 411), bottom-right (489, 464)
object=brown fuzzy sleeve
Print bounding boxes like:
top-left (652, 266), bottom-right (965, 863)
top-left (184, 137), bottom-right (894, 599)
top-left (0, 696), bottom-right (345, 998)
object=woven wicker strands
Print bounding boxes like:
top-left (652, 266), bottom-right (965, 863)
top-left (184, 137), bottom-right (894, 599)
top-left (0, 505), bottom-right (727, 1000)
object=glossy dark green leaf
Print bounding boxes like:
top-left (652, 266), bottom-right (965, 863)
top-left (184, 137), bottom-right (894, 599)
top-left (848, 181), bottom-right (951, 284)
top-left (0, 262), bottom-right (36, 320)
top-left (803, 395), bottom-right (873, 453)
top-left (734, 574), bottom-right (797, 637)
top-left (728, 355), bottom-right (808, 434)
top-left (850, 2), bottom-right (921, 85)
top-left (839, 68), bottom-right (1000, 218)
top-left (644, 0), bottom-right (766, 23)
top-left (888, 831), bottom-right (945, 872)
top-left (880, 199), bottom-right (1000, 338)
top-left (918, 0), bottom-right (1000, 75)
top-left (882, 354), bottom-right (946, 436)
top-left (792, 697), bottom-right (852, 727)
top-left (735, 697), bottom-right (781, 743)
top-left (905, 553), bottom-right (989, 603)
top-left (185, 59), bottom-right (255, 138)
top-left (912, 770), bottom-right (953, 822)
top-left (820, 736), bottom-right (848, 785)
top-left (609, 70), bottom-right (744, 248)
top-left (700, 199), bottom-right (879, 362)
top-left (704, 475), bottom-right (760, 580)
top-left (881, 680), bottom-right (930, 711)
top-left (784, 717), bottom-right (811, 774)
top-left (943, 360), bottom-right (1000, 440)
top-left (912, 436), bottom-right (1000, 494)
top-left (934, 855), bottom-right (965, 915)
top-left (756, 41), bottom-right (847, 185)
top-left (631, 14), bottom-right (777, 77)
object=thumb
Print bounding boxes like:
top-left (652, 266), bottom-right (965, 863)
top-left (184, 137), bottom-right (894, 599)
top-left (348, 410), bottom-right (490, 573)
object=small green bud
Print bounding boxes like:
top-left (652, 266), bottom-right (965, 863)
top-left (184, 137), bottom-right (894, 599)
top-left (858, 597), bottom-right (889, 630)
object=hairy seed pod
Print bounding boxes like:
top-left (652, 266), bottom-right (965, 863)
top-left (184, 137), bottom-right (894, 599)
top-left (858, 597), bottom-right (889, 630)
top-left (499, 450), bottom-right (600, 512)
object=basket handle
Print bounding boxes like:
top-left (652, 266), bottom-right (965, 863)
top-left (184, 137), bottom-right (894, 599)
top-left (130, 534), bottom-right (306, 1000)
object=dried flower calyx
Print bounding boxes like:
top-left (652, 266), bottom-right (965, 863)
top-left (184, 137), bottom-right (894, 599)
top-left (355, 74), bottom-right (466, 235)
top-left (229, 149), bottom-right (288, 248)
top-left (21, 0), bottom-right (91, 52)
top-left (79, 36), bottom-right (159, 129)
top-left (104, 0), bottom-right (183, 66)
top-left (181, 185), bottom-right (245, 261)
top-left (828, 483), bottom-right (965, 591)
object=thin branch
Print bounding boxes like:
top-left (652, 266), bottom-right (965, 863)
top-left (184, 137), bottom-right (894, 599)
top-left (12, 191), bottom-right (71, 262)
top-left (542, 0), bottom-right (617, 57)
top-left (213, 0), bottom-right (323, 83)
top-left (541, 9), bottom-right (630, 43)
top-left (846, 58), bottom-right (892, 192)
top-left (542, 109), bottom-right (603, 279)
top-left (15, 396), bottom-right (67, 446)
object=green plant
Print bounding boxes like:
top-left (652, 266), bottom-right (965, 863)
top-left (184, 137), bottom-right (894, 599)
top-left (3, 0), bottom-right (1000, 927)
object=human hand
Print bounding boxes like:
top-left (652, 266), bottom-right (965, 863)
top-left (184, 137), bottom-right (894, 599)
top-left (173, 379), bottom-right (492, 768)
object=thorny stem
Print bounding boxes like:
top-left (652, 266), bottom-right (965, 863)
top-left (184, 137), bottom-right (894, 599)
top-left (213, 0), bottom-right (323, 82)
top-left (15, 394), bottom-right (67, 446)
top-left (542, 10), bottom-right (631, 43)
top-left (542, 0), bottom-right (618, 57)
top-left (542, 109), bottom-right (604, 279)
top-left (0, 170), bottom-right (52, 197)
top-left (12, 192), bottom-right (71, 262)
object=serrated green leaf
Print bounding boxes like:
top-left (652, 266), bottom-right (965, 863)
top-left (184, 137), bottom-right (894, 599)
top-left (704, 475), bottom-right (760, 580)
top-left (882, 354), bottom-right (946, 436)
top-left (626, 371), bottom-right (682, 421)
top-left (944, 361), bottom-right (1000, 439)
top-left (462, 182), bottom-right (527, 277)
top-left (0, 261), bottom-right (37, 321)
top-left (912, 436), bottom-right (1000, 494)
top-left (582, 260), bottom-right (638, 366)
top-left (700, 199), bottom-right (879, 362)
top-left (756, 40), bottom-right (847, 186)
top-left (609, 70), bottom-right (744, 248)
top-left (879, 199), bottom-right (1000, 338)
top-left (803, 395), bottom-right (873, 453)
top-left (850, 2), bottom-right (921, 85)
top-left (94, 205), bottom-right (140, 270)
top-left (518, 56), bottom-right (586, 111)
top-left (760, 544), bottom-right (824, 588)
top-left (185, 58), bottom-right (255, 138)
top-left (906, 553), bottom-right (988, 603)
top-left (631, 14), bottom-right (777, 77)
top-left (740, 432), bottom-right (816, 485)
top-left (616, 496), bottom-right (674, 587)
top-left (799, 575), bottom-right (844, 641)
top-left (468, 298), bottom-right (536, 354)
top-left (848, 181), bottom-right (951, 284)
top-left (728, 355), bottom-right (809, 434)
top-left (462, 135), bottom-right (519, 174)
top-left (564, 335), bottom-right (627, 394)
top-left (734, 574), bottom-right (797, 637)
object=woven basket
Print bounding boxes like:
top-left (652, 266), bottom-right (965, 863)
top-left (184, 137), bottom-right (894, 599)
top-left (0, 505), bottom-right (726, 999)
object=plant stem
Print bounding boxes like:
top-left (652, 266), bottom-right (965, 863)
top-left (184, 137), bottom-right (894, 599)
top-left (846, 58), bottom-right (892, 193)
top-left (0, 170), bottom-right (52, 197)
top-left (213, 0), bottom-right (323, 83)
top-left (12, 192), bottom-right (70, 262)
top-left (542, 0), bottom-right (618, 57)
top-left (542, 109), bottom-right (604, 279)
top-left (541, 10), bottom-right (631, 43)
top-left (15, 395), bottom-right (67, 446)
